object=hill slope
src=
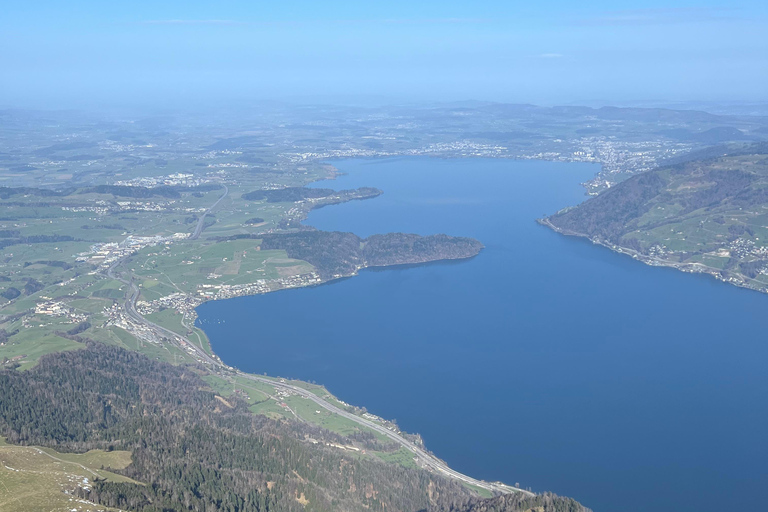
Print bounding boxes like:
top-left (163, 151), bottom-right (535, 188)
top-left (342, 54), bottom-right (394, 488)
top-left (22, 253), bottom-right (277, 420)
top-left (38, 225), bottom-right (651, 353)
top-left (544, 143), bottom-right (768, 293)
top-left (0, 344), bottom-right (589, 512)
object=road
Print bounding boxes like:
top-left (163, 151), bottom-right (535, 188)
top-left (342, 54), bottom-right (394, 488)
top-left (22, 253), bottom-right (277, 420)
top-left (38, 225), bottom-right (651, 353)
top-left (238, 372), bottom-right (533, 496)
top-left (107, 186), bottom-right (533, 497)
top-left (190, 185), bottom-right (229, 240)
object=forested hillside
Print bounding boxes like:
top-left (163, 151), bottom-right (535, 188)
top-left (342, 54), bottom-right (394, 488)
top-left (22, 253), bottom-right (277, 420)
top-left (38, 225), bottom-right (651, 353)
top-left (242, 186), bottom-right (381, 203)
top-left (0, 344), bottom-right (588, 512)
top-left (251, 231), bottom-right (483, 279)
top-left (545, 143), bottom-right (768, 293)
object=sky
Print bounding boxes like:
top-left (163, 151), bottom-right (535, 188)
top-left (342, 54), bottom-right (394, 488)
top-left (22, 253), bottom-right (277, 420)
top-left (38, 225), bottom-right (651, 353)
top-left (2, 0), bottom-right (767, 109)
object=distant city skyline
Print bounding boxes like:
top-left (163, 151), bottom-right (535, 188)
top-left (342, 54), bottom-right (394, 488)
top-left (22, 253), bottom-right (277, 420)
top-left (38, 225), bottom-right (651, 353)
top-left (3, 1), bottom-right (767, 108)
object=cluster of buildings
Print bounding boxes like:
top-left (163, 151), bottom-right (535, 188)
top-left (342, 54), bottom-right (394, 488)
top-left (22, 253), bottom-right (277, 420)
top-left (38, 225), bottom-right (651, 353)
top-left (282, 136), bottom-right (692, 197)
top-left (1, 354), bottom-right (26, 365)
top-left (728, 237), bottom-right (763, 259)
top-left (132, 273), bottom-right (322, 329)
top-left (104, 303), bottom-right (204, 362)
top-left (596, 138), bottom-right (688, 169)
top-left (565, 138), bottom-right (694, 194)
top-left (136, 292), bottom-right (201, 317)
top-left (197, 272), bottom-right (322, 301)
top-left (273, 386), bottom-right (299, 402)
top-left (61, 200), bottom-right (112, 216)
top-left (100, 140), bottom-right (155, 152)
top-left (518, 137), bottom-right (694, 192)
top-left (104, 303), bottom-right (161, 345)
top-left (62, 199), bottom-right (201, 216)
top-left (752, 244), bottom-right (768, 258)
top-left (647, 244), bottom-right (670, 258)
top-left (195, 150), bottom-right (242, 160)
top-left (286, 148), bottom-right (397, 163)
top-left (406, 140), bottom-right (506, 157)
top-left (114, 200), bottom-right (173, 212)
top-left (285, 140), bottom-right (506, 163)
top-left (206, 162), bottom-right (248, 169)
top-left (113, 172), bottom-right (213, 188)
top-left (33, 298), bottom-right (88, 323)
top-left (77, 233), bottom-right (190, 270)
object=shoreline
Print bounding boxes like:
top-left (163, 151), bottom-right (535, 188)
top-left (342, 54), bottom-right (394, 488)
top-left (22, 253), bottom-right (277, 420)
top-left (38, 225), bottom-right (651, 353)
top-left (537, 217), bottom-right (768, 296)
top-left (179, 173), bottom-right (520, 495)
top-left (187, 253), bottom-right (531, 497)
top-left (110, 248), bottom-right (533, 497)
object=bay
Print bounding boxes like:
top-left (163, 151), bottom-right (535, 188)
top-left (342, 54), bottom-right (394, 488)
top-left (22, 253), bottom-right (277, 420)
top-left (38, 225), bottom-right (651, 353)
top-left (197, 157), bottom-right (768, 512)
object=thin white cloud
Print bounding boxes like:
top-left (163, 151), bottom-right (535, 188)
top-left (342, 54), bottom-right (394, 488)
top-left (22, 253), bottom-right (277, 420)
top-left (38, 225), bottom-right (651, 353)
top-left (539, 53), bottom-right (563, 59)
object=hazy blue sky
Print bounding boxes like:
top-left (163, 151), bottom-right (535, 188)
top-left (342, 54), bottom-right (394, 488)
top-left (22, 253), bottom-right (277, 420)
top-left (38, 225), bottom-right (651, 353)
top-left (2, 1), bottom-right (767, 108)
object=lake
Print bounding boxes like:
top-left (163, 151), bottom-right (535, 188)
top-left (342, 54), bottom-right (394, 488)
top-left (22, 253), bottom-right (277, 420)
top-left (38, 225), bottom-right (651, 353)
top-left (196, 157), bottom-right (768, 512)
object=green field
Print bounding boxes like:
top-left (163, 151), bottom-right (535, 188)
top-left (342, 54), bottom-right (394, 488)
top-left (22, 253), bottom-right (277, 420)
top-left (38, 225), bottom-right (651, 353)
top-left (133, 240), bottom-right (313, 294)
top-left (0, 153), bottom-right (430, 474)
top-left (0, 440), bottom-right (136, 512)
top-left (0, 329), bottom-right (84, 371)
top-left (0, 151), bottom-right (330, 374)
top-left (548, 151), bottom-right (768, 294)
top-left (374, 447), bottom-right (418, 469)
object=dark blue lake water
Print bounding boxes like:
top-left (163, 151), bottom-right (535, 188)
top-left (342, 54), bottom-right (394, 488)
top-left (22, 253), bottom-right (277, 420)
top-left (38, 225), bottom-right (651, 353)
top-left (197, 158), bottom-right (768, 512)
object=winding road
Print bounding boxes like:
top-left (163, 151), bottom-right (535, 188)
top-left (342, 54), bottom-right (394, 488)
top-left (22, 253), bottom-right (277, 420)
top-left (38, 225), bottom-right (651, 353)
top-left (107, 185), bottom-right (533, 497)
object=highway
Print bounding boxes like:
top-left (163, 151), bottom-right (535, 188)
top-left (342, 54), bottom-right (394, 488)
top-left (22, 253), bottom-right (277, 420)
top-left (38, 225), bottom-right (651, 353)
top-left (106, 186), bottom-right (533, 498)
top-left (238, 372), bottom-right (534, 496)
top-left (190, 185), bottom-right (229, 240)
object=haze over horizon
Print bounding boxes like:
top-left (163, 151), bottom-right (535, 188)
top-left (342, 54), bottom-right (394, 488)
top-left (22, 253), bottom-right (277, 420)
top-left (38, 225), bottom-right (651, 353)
top-left (1, 3), bottom-right (768, 510)
top-left (3, 0), bottom-right (767, 110)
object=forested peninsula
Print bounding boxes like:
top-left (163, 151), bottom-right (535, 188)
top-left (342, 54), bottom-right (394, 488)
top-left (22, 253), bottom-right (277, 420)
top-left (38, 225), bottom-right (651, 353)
top-left (220, 231), bottom-right (483, 280)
